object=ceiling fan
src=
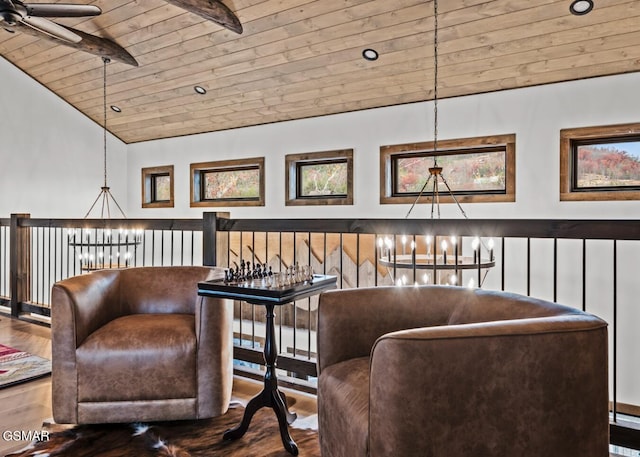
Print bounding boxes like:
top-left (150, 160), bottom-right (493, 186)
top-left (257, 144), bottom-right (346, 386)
top-left (0, 1), bottom-right (242, 67)
top-left (0, 0), bottom-right (138, 66)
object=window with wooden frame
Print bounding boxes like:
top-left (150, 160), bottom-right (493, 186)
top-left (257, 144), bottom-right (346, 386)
top-left (285, 149), bottom-right (353, 206)
top-left (380, 134), bottom-right (516, 205)
top-left (560, 123), bottom-right (640, 201)
top-left (190, 157), bottom-right (265, 207)
top-left (142, 165), bottom-right (174, 208)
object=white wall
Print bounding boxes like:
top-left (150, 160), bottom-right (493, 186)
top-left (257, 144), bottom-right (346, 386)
top-left (126, 72), bottom-right (640, 220)
top-left (0, 57), bottom-right (127, 218)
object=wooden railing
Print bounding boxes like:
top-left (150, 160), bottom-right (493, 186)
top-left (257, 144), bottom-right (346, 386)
top-left (1, 213), bottom-right (639, 450)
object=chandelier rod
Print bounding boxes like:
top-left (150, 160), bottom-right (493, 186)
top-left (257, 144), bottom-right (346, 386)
top-left (83, 56), bottom-right (127, 219)
top-left (405, 0), bottom-right (440, 219)
top-left (103, 56), bottom-right (108, 189)
top-left (433, 0), bottom-right (439, 160)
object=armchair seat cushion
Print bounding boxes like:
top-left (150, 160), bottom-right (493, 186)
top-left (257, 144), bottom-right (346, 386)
top-left (77, 314), bottom-right (197, 402)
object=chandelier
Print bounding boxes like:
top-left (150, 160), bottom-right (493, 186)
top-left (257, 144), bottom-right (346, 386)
top-left (68, 57), bottom-right (141, 271)
top-left (378, 0), bottom-right (495, 287)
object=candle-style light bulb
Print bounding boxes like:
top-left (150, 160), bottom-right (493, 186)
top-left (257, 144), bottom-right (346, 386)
top-left (385, 237), bottom-right (393, 260)
top-left (472, 237), bottom-right (480, 264)
top-left (488, 238), bottom-right (495, 261)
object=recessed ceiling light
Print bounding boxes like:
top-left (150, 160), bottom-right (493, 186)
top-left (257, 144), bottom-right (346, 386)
top-left (194, 85), bottom-right (207, 95)
top-left (110, 105), bottom-right (121, 113)
top-left (362, 48), bottom-right (379, 61)
top-left (569, 0), bottom-right (594, 15)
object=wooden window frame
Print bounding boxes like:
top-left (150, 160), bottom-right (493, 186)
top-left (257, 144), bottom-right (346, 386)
top-left (285, 149), bottom-right (354, 206)
top-left (380, 134), bottom-right (516, 205)
top-left (142, 165), bottom-right (174, 208)
top-left (190, 157), bottom-right (265, 207)
top-left (560, 123), bottom-right (640, 201)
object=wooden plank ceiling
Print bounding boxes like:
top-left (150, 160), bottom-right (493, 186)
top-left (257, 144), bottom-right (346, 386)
top-left (1, 0), bottom-right (639, 144)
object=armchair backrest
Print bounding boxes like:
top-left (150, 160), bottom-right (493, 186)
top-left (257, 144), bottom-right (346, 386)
top-left (317, 285), bottom-right (593, 373)
top-left (118, 266), bottom-right (218, 315)
top-left (438, 287), bottom-right (583, 324)
top-left (52, 266), bottom-right (223, 348)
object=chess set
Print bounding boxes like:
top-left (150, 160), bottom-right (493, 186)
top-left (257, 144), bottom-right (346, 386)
top-left (222, 260), bottom-right (314, 289)
top-left (199, 262), bottom-right (336, 304)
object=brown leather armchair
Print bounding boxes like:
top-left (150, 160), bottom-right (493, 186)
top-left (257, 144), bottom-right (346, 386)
top-left (317, 285), bottom-right (609, 457)
top-left (51, 266), bottom-right (233, 424)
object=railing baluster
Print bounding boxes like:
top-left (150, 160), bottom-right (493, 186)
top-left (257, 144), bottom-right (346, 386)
top-left (526, 237), bottom-right (531, 296)
top-left (582, 239), bottom-right (586, 312)
top-left (501, 237), bottom-right (505, 291)
top-left (553, 238), bottom-right (557, 303)
top-left (613, 239), bottom-right (618, 421)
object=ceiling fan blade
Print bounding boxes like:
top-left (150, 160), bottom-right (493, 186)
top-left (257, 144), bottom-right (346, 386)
top-left (164, 0), bottom-right (242, 34)
top-left (21, 15), bottom-right (81, 42)
top-left (23, 3), bottom-right (101, 18)
top-left (60, 25), bottom-right (139, 66)
top-left (14, 22), bottom-right (138, 67)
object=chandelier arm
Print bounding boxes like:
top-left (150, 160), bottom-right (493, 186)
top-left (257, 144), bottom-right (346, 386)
top-left (432, 177), bottom-right (441, 219)
top-left (83, 190), bottom-right (105, 219)
top-left (106, 188), bottom-right (128, 218)
top-left (404, 174), bottom-right (434, 218)
top-left (438, 173), bottom-right (469, 219)
top-left (102, 190), bottom-right (110, 219)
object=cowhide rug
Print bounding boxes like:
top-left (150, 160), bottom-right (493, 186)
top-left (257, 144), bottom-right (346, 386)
top-left (6, 403), bottom-right (320, 457)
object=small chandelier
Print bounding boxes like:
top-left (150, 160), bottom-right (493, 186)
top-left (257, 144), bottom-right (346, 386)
top-left (379, 0), bottom-right (494, 287)
top-left (68, 57), bottom-right (141, 271)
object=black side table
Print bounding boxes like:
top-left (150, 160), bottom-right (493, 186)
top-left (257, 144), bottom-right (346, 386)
top-left (198, 274), bottom-right (337, 455)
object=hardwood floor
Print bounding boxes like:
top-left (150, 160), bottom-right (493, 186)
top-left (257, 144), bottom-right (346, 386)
top-left (0, 314), bottom-right (317, 456)
top-left (0, 317), bottom-right (53, 456)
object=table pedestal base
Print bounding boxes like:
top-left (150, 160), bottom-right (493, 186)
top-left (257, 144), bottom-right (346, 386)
top-left (224, 382), bottom-right (298, 454)
top-left (223, 303), bottom-right (299, 455)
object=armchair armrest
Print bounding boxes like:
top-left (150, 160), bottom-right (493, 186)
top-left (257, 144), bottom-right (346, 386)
top-left (51, 269), bottom-right (120, 423)
top-left (51, 269), bottom-right (121, 349)
top-left (368, 314), bottom-right (609, 457)
top-left (195, 270), bottom-right (234, 416)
